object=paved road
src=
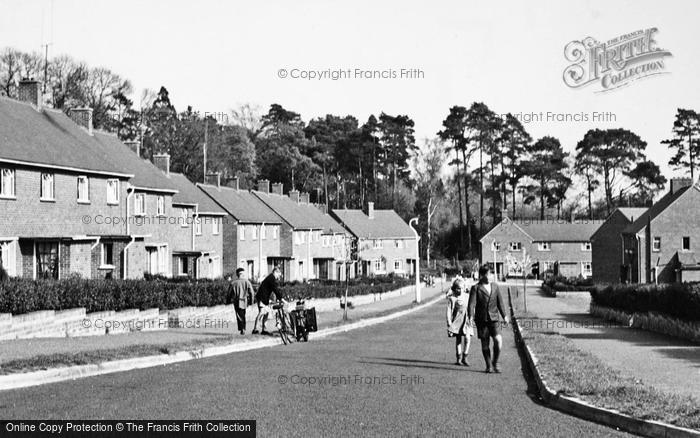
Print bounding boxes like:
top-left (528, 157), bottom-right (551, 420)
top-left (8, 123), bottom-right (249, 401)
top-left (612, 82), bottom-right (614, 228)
top-left (0, 301), bottom-right (633, 437)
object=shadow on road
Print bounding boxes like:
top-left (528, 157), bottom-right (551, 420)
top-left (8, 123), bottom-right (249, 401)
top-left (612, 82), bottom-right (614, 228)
top-left (357, 357), bottom-right (484, 373)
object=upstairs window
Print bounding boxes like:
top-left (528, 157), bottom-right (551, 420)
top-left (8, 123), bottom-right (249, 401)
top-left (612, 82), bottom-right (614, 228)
top-left (273, 226), bottom-right (279, 239)
top-left (538, 242), bottom-right (551, 251)
top-left (77, 176), bottom-right (90, 203)
top-left (652, 237), bottom-right (661, 252)
top-left (134, 193), bottom-right (146, 216)
top-left (40, 173), bottom-right (54, 201)
top-left (0, 168), bottom-right (16, 198)
top-left (156, 196), bottom-right (165, 216)
top-left (180, 208), bottom-right (189, 227)
top-left (107, 179), bottom-right (119, 204)
top-left (239, 225), bottom-right (245, 241)
top-left (508, 241), bottom-right (522, 251)
top-left (373, 240), bottom-right (383, 249)
top-left (252, 226), bottom-right (258, 240)
top-left (260, 225), bottom-right (266, 240)
top-left (682, 236), bottom-right (691, 251)
top-left (491, 241), bottom-right (501, 251)
top-left (212, 218), bottom-right (221, 235)
top-left (195, 218), bottom-right (202, 235)
top-left (581, 241), bottom-right (592, 251)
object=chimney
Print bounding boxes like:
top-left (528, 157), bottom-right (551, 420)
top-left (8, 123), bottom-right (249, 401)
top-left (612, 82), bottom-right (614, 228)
top-left (670, 177), bottom-right (692, 195)
top-left (314, 188), bottom-right (322, 204)
top-left (68, 108), bottom-right (94, 135)
top-left (289, 189), bottom-right (300, 203)
top-left (124, 140), bottom-right (140, 157)
top-left (271, 182), bottom-right (284, 195)
top-left (18, 79), bottom-right (41, 108)
top-left (153, 154), bottom-right (170, 176)
top-left (205, 172), bottom-right (221, 187)
top-left (257, 179), bottom-right (270, 194)
top-left (300, 192), bottom-right (310, 204)
top-left (365, 201), bottom-right (375, 219)
top-left (229, 176), bottom-right (239, 190)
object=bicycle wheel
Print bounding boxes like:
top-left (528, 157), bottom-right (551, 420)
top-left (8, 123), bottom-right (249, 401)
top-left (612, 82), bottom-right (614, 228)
top-left (278, 310), bottom-right (294, 345)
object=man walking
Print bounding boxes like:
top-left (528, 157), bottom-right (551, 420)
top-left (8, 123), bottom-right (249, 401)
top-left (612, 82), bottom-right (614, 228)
top-left (468, 264), bottom-right (509, 373)
top-left (252, 267), bottom-right (283, 336)
top-left (228, 268), bottom-right (255, 335)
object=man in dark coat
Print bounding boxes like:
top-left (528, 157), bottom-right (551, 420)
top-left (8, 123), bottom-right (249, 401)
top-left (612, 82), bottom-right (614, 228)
top-left (252, 267), bottom-right (283, 335)
top-left (227, 268), bottom-right (255, 335)
top-left (468, 264), bottom-right (509, 373)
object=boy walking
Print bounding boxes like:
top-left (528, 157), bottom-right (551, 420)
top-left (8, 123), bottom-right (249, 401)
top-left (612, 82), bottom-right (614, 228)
top-left (468, 265), bottom-right (509, 373)
top-left (228, 268), bottom-right (255, 335)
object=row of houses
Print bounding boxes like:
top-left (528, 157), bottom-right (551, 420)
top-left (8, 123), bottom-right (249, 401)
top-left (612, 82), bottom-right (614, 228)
top-left (480, 178), bottom-right (700, 284)
top-left (0, 79), bottom-right (417, 282)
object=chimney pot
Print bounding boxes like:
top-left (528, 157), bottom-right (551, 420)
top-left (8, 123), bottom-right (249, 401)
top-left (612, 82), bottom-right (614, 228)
top-left (257, 179), bottom-right (270, 194)
top-left (18, 79), bottom-right (42, 108)
top-left (365, 202), bottom-right (375, 219)
top-left (205, 172), bottom-right (221, 187)
top-left (670, 177), bottom-right (692, 195)
top-left (153, 154), bottom-right (171, 176)
top-left (271, 182), bottom-right (284, 196)
top-left (289, 190), bottom-right (300, 203)
top-left (230, 176), bottom-right (239, 190)
top-left (300, 192), bottom-right (310, 204)
top-left (68, 108), bottom-right (94, 135)
top-left (124, 140), bottom-right (140, 157)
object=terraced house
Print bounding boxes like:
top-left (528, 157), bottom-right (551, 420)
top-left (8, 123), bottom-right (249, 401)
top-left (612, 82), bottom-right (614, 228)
top-left (253, 181), bottom-right (351, 282)
top-left (480, 217), bottom-right (601, 279)
top-left (198, 177), bottom-right (283, 281)
top-left (620, 178), bottom-right (700, 283)
top-left (332, 203), bottom-right (417, 278)
top-left (0, 79), bottom-right (217, 280)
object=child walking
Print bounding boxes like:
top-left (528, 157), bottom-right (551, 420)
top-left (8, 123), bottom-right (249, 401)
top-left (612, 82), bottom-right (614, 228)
top-left (446, 277), bottom-right (472, 366)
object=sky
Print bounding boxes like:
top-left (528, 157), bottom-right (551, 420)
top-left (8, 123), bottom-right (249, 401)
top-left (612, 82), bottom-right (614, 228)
top-left (1, 0), bottom-right (699, 190)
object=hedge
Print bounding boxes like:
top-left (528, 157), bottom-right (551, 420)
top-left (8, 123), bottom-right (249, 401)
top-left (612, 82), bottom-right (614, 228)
top-left (590, 282), bottom-right (700, 322)
top-left (545, 275), bottom-right (594, 292)
top-left (0, 276), bottom-right (413, 315)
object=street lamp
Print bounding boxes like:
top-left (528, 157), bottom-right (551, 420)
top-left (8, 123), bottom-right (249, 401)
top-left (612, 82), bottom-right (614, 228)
top-left (409, 217), bottom-right (421, 303)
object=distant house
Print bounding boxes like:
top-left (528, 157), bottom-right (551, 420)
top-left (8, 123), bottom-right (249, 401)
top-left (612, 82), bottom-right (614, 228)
top-left (621, 178), bottom-right (700, 283)
top-left (591, 207), bottom-right (647, 284)
top-left (253, 181), bottom-right (350, 282)
top-left (332, 203), bottom-right (417, 278)
top-left (480, 218), bottom-right (602, 279)
top-left (198, 178), bottom-right (283, 281)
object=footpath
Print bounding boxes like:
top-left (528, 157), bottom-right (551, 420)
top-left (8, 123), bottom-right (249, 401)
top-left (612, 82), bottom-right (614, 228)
top-left (0, 283), bottom-right (448, 370)
top-left (526, 288), bottom-right (700, 400)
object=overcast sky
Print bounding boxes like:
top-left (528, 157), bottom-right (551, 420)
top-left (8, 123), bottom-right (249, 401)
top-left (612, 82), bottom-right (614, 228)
top-left (2, 0), bottom-right (698, 185)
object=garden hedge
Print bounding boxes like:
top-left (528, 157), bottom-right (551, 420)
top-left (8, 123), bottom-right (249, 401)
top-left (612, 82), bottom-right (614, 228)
top-left (590, 282), bottom-right (700, 322)
top-left (0, 276), bottom-right (412, 315)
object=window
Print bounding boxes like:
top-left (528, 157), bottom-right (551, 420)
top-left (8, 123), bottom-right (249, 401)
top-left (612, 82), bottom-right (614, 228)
top-left (582, 262), bottom-right (592, 277)
top-left (238, 225), bottom-right (245, 240)
top-left (295, 231), bottom-right (305, 244)
top-left (177, 257), bottom-right (189, 276)
top-left (315, 231), bottom-right (320, 242)
top-left (682, 236), bottom-right (691, 251)
top-left (298, 260), bottom-right (305, 279)
top-left (40, 173), bottom-right (54, 201)
top-left (156, 196), bottom-right (165, 216)
top-left (260, 225), bottom-right (266, 240)
top-left (212, 218), bottom-right (220, 235)
top-left (394, 260), bottom-right (403, 271)
top-left (373, 240), bottom-right (383, 249)
top-left (107, 179), bottom-right (119, 204)
top-left (76, 176), bottom-right (89, 203)
top-left (134, 193), bottom-right (146, 216)
top-left (508, 241), bottom-right (522, 251)
top-left (195, 218), bottom-right (202, 235)
top-left (491, 241), bottom-right (501, 251)
top-left (101, 242), bottom-right (114, 267)
top-left (0, 240), bottom-right (16, 276)
top-left (252, 226), bottom-right (258, 240)
top-left (0, 168), bottom-right (16, 198)
top-left (538, 242), bottom-right (551, 251)
top-left (147, 245), bottom-right (168, 275)
top-left (180, 208), bottom-right (189, 227)
top-left (652, 237), bottom-right (661, 252)
top-left (581, 241), bottom-right (592, 251)
top-left (373, 259), bottom-right (387, 273)
top-left (542, 261), bottom-right (555, 273)
top-left (395, 240), bottom-right (404, 249)
top-left (36, 241), bottom-right (59, 279)
top-left (322, 236), bottom-right (330, 247)
top-left (273, 226), bottom-right (279, 239)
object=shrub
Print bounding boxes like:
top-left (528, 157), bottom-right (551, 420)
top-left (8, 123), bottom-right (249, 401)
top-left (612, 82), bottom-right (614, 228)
top-left (590, 282), bottom-right (700, 322)
top-left (0, 265), bottom-right (8, 283)
top-left (545, 275), bottom-right (594, 292)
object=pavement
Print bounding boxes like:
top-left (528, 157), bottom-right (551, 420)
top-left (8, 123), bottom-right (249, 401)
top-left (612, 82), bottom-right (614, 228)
top-left (0, 283), bottom-right (447, 365)
top-left (524, 288), bottom-right (700, 400)
top-left (0, 291), bottom-right (633, 437)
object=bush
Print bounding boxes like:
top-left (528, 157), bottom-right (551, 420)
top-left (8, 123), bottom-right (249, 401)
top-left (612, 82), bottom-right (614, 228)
top-left (590, 282), bottom-right (700, 322)
top-left (0, 275), bottom-right (413, 315)
top-left (0, 265), bottom-right (8, 283)
top-left (545, 275), bottom-right (594, 292)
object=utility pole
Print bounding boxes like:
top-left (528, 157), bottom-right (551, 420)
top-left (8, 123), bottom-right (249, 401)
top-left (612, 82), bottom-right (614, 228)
top-left (409, 218), bottom-right (421, 303)
top-left (203, 119), bottom-right (208, 183)
top-left (42, 43), bottom-right (52, 94)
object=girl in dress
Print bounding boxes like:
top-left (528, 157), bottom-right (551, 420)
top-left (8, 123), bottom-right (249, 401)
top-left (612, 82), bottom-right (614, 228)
top-left (446, 277), bottom-right (472, 366)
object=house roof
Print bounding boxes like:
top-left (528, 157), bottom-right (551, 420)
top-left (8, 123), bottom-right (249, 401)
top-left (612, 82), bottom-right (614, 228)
top-left (0, 97), bottom-right (131, 177)
top-left (167, 173), bottom-right (225, 214)
top-left (623, 186), bottom-right (695, 235)
top-left (254, 192), bottom-right (346, 232)
top-left (481, 217), bottom-right (601, 243)
top-left (198, 184), bottom-right (282, 224)
top-left (331, 209), bottom-right (415, 239)
top-left (92, 132), bottom-right (177, 192)
top-left (591, 207), bottom-right (648, 240)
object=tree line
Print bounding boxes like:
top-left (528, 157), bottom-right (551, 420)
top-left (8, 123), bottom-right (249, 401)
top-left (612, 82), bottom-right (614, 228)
top-left (1, 47), bottom-right (697, 261)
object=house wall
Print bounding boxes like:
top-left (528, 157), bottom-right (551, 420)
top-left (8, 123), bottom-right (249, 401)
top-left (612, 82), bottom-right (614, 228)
top-left (234, 223), bottom-right (282, 281)
top-left (194, 215), bottom-right (224, 279)
top-left (591, 211), bottom-right (628, 284)
top-left (358, 237), bottom-right (416, 276)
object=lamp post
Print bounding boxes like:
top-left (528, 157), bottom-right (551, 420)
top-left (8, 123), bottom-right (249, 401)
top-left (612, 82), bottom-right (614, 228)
top-left (409, 217), bottom-right (421, 303)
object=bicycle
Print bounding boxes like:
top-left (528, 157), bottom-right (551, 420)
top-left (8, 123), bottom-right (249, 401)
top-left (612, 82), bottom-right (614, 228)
top-left (271, 297), bottom-right (317, 345)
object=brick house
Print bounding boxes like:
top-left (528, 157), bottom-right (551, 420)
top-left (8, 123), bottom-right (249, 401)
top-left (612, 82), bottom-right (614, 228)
top-left (621, 178), bottom-right (700, 283)
top-left (480, 218), bottom-right (601, 279)
top-left (591, 207), bottom-right (647, 284)
top-left (331, 203), bottom-right (417, 278)
top-left (253, 181), bottom-right (350, 282)
top-left (0, 81), bottom-right (135, 279)
top-left (198, 178), bottom-right (283, 281)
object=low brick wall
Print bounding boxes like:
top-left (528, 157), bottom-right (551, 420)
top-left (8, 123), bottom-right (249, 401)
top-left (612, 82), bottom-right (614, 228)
top-left (590, 303), bottom-right (700, 343)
